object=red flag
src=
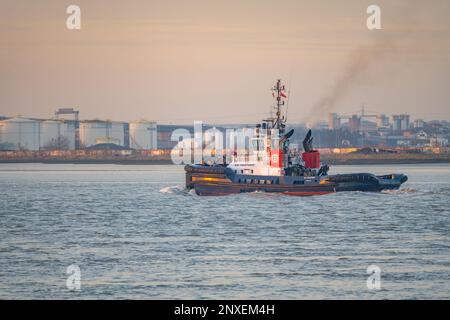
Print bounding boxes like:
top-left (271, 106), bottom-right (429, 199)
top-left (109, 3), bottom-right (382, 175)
top-left (280, 91), bottom-right (287, 98)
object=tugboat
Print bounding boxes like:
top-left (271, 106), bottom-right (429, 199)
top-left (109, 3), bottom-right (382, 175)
top-left (185, 80), bottom-right (407, 196)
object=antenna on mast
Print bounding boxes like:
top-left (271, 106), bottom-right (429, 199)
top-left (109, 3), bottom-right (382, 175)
top-left (271, 79), bottom-right (287, 133)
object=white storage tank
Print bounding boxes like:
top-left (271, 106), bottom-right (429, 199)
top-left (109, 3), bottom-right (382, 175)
top-left (129, 120), bottom-right (157, 150)
top-left (0, 117), bottom-right (41, 150)
top-left (79, 120), bottom-right (127, 148)
top-left (40, 120), bottom-right (76, 150)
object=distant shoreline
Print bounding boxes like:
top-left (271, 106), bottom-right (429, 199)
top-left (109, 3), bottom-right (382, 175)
top-left (1, 154), bottom-right (450, 165)
top-left (321, 153), bottom-right (450, 165)
top-left (0, 159), bottom-right (174, 165)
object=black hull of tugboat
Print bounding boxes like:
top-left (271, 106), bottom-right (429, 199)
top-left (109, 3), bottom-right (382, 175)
top-left (329, 173), bottom-right (408, 192)
top-left (184, 165), bottom-right (408, 196)
top-left (193, 183), bottom-right (335, 196)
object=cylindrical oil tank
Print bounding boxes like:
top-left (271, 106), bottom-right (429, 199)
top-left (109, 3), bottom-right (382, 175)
top-left (0, 117), bottom-right (41, 150)
top-left (40, 120), bottom-right (76, 150)
top-left (79, 120), bottom-right (126, 148)
top-left (129, 120), bottom-right (157, 150)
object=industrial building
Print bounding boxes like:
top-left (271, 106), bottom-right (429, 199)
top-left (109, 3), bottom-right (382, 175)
top-left (327, 112), bottom-right (410, 136)
top-left (392, 114), bottom-right (411, 132)
top-left (321, 111), bottom-right (450, 148)
top-left (156, 124), bottom-right (239, 150)
top-left (377, 114), bottom-right (390, 128)
top-left (156, 124), bottom-right (194, 150)
top-left (328, 113), bottom-right (341, 130)
top-left (0, 109), bottom-right (448, 151)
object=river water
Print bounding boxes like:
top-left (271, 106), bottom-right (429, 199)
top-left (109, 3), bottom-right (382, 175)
top-left (0, 163), bottom-right (449, 299)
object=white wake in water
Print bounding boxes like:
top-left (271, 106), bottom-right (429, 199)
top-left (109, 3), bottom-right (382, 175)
top-left (382, 188), bottom-right (417, 195)
top-left (159, 185), bottom-right (193, 195)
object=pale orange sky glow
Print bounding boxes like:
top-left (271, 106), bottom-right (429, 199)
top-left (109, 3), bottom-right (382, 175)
top-left (1, 0), bottom-right (449, 124)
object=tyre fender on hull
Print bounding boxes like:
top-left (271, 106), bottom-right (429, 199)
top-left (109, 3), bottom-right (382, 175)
top-left (329, 173), bottom-right (380, 185)
top-left (184, 164), bottom-right (226, 174)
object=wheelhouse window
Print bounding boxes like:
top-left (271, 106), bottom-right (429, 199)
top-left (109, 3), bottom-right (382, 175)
top-left (251, 138), bottom-right (265, 151)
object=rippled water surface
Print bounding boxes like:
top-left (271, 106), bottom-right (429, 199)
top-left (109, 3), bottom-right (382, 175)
top-left (0, 163), bottom-right (449, 299)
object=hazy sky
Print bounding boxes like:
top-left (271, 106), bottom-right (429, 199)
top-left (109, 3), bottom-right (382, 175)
top-left (1, 0), bottom-right (449, 124)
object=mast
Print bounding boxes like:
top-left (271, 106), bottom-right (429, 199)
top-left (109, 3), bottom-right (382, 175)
top-left (271, 79), bottom-right (286, 134)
